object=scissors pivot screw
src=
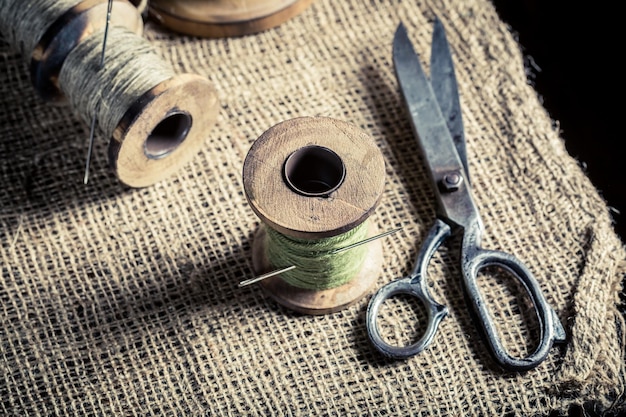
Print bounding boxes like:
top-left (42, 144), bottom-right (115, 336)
top-left (441, 171), bottom-right (463, 192)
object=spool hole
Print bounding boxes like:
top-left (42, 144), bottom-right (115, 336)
top-left (283, 145), bottom-right (346, 197)
top-left (144, 112), bottom-right (192, 159)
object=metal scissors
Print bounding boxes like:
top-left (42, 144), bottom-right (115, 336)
top-left (366, 18), bottom-right (566, 371)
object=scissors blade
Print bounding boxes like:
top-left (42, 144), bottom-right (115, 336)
top-left (393, 23), bottom-right (477, 228)
top-left (429, 18), bottom-right (469, 180)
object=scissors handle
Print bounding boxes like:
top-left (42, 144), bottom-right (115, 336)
top-left (366, 220), bottom-right (451, 359)
top-left (462, 241), bottom-right (567, 371)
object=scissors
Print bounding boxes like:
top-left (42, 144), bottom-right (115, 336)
top-left (366, 18), bottom-right (566, 371)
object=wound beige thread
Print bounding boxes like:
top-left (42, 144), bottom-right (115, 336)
top-left (0, 0), bottom-right (79, 58)
top-left (59, 26), bottom-right (175, 140)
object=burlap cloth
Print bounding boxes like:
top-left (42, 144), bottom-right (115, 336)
top-left (1, 0), bottom-right (625, 415)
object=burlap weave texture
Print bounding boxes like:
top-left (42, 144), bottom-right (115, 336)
top-left (1, 0), bottom-right (625, 415)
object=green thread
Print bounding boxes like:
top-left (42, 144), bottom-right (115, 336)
top-left (265, 221), bottom-right (370, 290)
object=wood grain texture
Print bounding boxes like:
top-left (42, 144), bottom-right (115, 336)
top-left (243, 116), bottom-right (386, 239)
top-left (109, 73), bottom-right (219, 187)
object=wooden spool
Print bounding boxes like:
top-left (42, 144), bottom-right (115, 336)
top-left (109, 73), bottom-right (219, 188)
top-left (31, 0), bottom-right (143, 101)
top-left (27, 0), bottom-right (219, 187)
top-left (243, 116), bottom-right (386, 314)
top-left (148, 0), bottom-right (315, 38)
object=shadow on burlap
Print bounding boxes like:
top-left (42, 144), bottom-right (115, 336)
top-left (1, 0), bottom-right (624, 415)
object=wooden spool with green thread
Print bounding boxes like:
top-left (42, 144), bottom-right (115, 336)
top-left (242, 116), bottom-right (386, 315)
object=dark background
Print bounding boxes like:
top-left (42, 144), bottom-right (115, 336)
top-left (491, 1), bottom-right (624, 243)
top-left (490, 3), bottom-right (624, 416)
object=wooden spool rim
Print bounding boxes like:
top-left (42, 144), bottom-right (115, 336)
top-left (148, 0), bottom-right (315, 38)
top-left (30, 0), bottom-right (143, 101)
top-left (243, 116), bottom-right (386, 239)
top-left (253, 221), bottom-right (384, 315)
top-left (109, 73), bottom-right (219, 188)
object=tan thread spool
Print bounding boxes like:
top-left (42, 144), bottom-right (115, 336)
top-left (243, 116), bottom-right (386, 315)
top-left (148, 0), bottom-right (315, 38)
top-left (0, 0), bottom-right (143, 101)
top-left (0, 0), bottom-right (219, 187)
top-left (58, 26), bottom-right (219, 187)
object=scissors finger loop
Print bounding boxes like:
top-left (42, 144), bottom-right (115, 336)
top-left (366, 220), bottom-right (451, 359)
top-left (366, 277), bottom-right (448, 359)
top-left (463, 248), bottom-right (566, 371)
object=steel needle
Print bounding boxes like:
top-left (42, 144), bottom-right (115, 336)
top-left (329, 226), bottom-right (403, 254)
top-left (84, 0), bottom-right (113, 185)
top-left (238, 265), bottom-right (297, 288)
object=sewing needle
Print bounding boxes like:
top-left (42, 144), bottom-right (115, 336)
top-left (328, 226), bottom-right (403, 254)
top-left (238, 265), bottom-right (297, 288)
top-left (84, 0), bottom-right (113, 185)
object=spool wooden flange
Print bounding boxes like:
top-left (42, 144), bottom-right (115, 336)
top-left (31, 0), bottom-right (143, 101)
top-left (243, 116), bottom-right (386, 314)
top-left (109, 73), bottom-right (219, 188)
top-left (148, 0), bottom-right (315, 38)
